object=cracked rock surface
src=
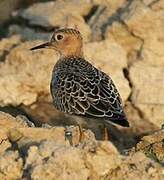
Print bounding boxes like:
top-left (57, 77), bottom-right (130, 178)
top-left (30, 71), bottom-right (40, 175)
top-left (0, 111), bottom-right (163, 179)
top-left (0, 0), bottom-right (164, 179)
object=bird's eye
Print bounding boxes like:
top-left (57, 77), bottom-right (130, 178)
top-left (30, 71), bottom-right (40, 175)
top-left (56, 34), bottom-right (64, 41)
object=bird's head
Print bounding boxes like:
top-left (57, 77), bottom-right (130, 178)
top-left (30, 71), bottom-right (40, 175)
top-left (30, 28), bottom-right (83, 58)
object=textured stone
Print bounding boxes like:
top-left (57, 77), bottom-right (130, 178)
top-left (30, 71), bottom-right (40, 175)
top-left (20, 1), bottom-right (92, 27)
top-left (0, 111), bottom-right (29, 130)
top-left (121, 0), bottom-right (164, 66)
top-left (0, 111), bottom-right (163, 179)
top-left (0, 35), bottom-right (21, 61)
top-left (106, 22), bottom-right (143, 65)
top-left (0, 41), bottom-right (57, 106)
top-left (106, 152), bottom-right (164, 180)
top-left (0, 129), bottom-right (11, 155)
top-left (19, 0), bottom-right (92, 42)
top-left (0, 151), bottom-right (23, 179)
top-left (130, 61), bottom-right (164, 127)
top-left (135, 128), bottom-right (164, 164)
top-left (9, 25), bottom-right (52, 41)
top-left (0, 111), bottom-right (30, 155)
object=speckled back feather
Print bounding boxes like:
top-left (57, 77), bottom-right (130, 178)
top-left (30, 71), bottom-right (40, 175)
top-left (51, 57), bottom-right (129, 127)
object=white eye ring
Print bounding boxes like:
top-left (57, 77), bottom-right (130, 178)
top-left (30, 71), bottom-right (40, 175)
top-left (55, 34), bottom-right (64, 41)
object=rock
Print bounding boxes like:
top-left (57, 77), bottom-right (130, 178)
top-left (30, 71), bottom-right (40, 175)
top-left (27, 144), bottom-right (90, 180)
top-left (0, 111), bottom-right (163, 179)
top-left (23, 140), bottom-right (119, 179)
top-left (0, 111), bottom-right (32, 155)
top-left (124, 102), bottom-right (158, 135)
top-left (9, 25), bottom-right (52, 41)
top-left (121, 1), bottom-right (156, 39)
top-left (0, 129), bottom-right (11, 155)
top-left (121, 0), bottom-right (164, 66)
top-left (0, 35), bottom-right (21, 62)
top-left (0, 111), bottom-right (29, 130)
top-left (135, 128), bottom-right (164, 164)
top-left (107, 152), bottom-right (164, 180)
top-left (129, 61), bottom-right (164, 127)
top-left (88, 0), bottom-right (127, 41)
top-left (18, 0), bottom-right (92, 42)
top-left (20, 1), bottom-right (92, 27)
top-left (0, 150), bottom-right (23, 179)
top-left (0, 40), bottom-right (58, 106)
top-left (106, 22), bottom-right (143, 65)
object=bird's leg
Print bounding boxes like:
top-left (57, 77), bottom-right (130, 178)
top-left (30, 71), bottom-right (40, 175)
top-left (103, 125), bottom-right (109, 141)
top-left (64, 126), bottom-right (73, 146)
top-left (78, 124), bottom-right (85, 143)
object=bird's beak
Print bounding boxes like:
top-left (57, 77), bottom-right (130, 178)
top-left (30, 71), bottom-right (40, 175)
top-left (30, 42), bottom-right (51, 51)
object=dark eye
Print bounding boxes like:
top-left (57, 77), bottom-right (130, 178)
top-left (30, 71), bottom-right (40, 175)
top-left (56, 34), bottom-right (64, 41)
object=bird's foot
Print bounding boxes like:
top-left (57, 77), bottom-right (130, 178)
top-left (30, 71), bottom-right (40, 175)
top-left (65, 126), bottom-right (73, 146)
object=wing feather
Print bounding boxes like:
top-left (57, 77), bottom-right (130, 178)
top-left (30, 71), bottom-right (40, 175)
top-left (51, 58), bottom-right (129, 127)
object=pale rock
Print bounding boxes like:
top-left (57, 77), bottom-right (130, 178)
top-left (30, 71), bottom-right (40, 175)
top-left (106, 22), bottom-right (143, 65)
top-left (88, 0), bottom-right (127, 41)
top-left (27, 144), bottom-right (90, 180)
top-left (0, 111), bottom-right (29, 130)
top-left (25, 140), bottom-right (119, 180)
top-left (0, 129), bottom-right (11, 155)
top-left (141, 36), bottom-right (164, 66)
top-left (21, 1), bottom-right (92, 27)
top-left (0, 111), bottom-right (30, 155)
top-left (136, 104), bottom-right (164, 128)
top-left (142, 0), bottom-right (156, 6)
top-left (121, 1), bottom-right (157, 39)
top-left (0, 111), bottom-right (163, 179)
top-left (135, 128), bottom-right (164, 164)
top-left (19, 0), bottom-right (92, 42)
top-left (0, 151), bottom-right (23, 179)
top-left (121, 0), bottom-right (164, 66)
top-left (0, 35), bottom-right (21, 61)
top-left (130, 61), bottom-right (164, 127)
top-left (0, 41), bottom-right (58, 106)
top-left (142, 0), bottom-right (164, 9)
top-left (9, 25), bottom-right (52, 41)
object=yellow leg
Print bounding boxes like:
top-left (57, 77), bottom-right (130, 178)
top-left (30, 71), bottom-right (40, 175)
top-left (103, 126), bottom-right (109, 141)
top-left (78, 124), bottom-right (85, 143)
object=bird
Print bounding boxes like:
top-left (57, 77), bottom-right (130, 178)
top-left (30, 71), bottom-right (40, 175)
top-left (30, 28), bottom-right (129, 141)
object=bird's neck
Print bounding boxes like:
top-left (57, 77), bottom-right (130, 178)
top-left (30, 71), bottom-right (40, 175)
top-left (59, 45), bottom-right (84, 59)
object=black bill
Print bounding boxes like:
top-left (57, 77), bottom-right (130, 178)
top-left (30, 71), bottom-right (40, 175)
top-left (30, 42), bottom-right (50, 50)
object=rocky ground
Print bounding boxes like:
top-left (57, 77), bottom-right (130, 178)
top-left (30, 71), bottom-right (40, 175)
top-left (0, 0), bottom-right (163, 179)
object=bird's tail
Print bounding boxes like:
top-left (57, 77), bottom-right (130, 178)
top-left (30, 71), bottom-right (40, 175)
top-left (105, 114), bottom-right (130, 127)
